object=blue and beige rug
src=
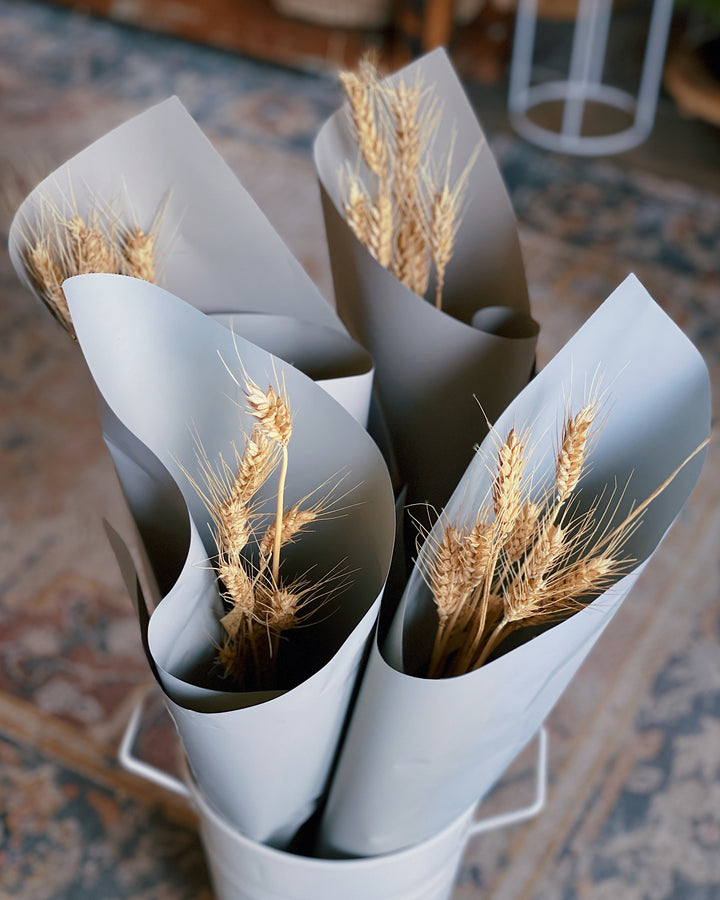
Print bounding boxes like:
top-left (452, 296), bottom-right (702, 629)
top-left (1, 1), bottom-right (719, 897)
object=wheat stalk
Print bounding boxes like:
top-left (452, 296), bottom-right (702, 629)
top-left (426, 139), bottom-right (480, 310)
top-left (555, 402), bottom-right (597, 503)
top-left (369, 181), bottom-right (394, 269)
top-left (244, 376), bottom-right (293, 585)
top-left (504, 500), bottom-right (541, 563)
top-left (258, 503), bottom-right (318, 561)
top-left (425, 522), bottom-right (473, 675)
top-left (188, 371), bottom-right (352, 690)
top-left (491, 427), bottom-right (527, 536)
top-left (18, 187), bottom-right (166, 336)
top-left (472, 522), bottom-right (568, 669)
top-left (338, 59), bottom-right (477, 310)
top-left (65, 210), bottom-right (120, 274)
top-left (122, 225), bottom-right (157, 281)
top-left (120, 190), bottom-right (170, 283)
top-left (428, 182), bottom-right (455, 311)
top-left (342, 167), bottom-right (372, 247)
top-left (389, 78), bottom-right (433, 296)
top-left (340, 70), bottom-right (388, 181)
top-left (25, 238), bottom-right (73, 333)
top-left (446, 427), bottom-right (530, 675)
top-left (425, 397), bottom-right (707, 678)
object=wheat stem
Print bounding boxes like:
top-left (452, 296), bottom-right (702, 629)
top-left (473, 617), bottom-right (509, 669)
top-left (272, 445), bottom-right (289, 585)
top-left (428, 620), bottom-right (451, 677)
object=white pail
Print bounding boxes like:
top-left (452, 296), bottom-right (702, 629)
top-left (192, 776), bottom-right (477, 900)
top-left (119, 694), bottom-right (547, 900)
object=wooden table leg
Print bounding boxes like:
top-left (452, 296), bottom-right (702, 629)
top-left (421, 0), bottom-right (456, 50)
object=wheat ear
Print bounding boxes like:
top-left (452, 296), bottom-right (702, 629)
top-left (467, 404), bottom-right (597, 668)
top-left (26, 238), bottom-right (74, 334)
top-left (122, 225), bottom-right (157, 281)
top-left (555, 402), bottom-right (598, 503)
top-left (342, 166), bottom-right (372, 247)
top-left (450, 427), bottom-right (529, 674)
top-left (120, 188), bottom-right (168, 283)
top-left (477, 522), bottom-right (566, 666)
top-left (369, 181), bottom-right (394, 268)
top-left (20, 189), bottom-right (165, 337)
top-left (426, 506), bottom-right (495, 677)
top-left (244, 377), bottom-right (293, 585)
top-left (66, 210), bottom-right (120, 274)
top-left (426, 523), bottom-right (474, 675)
top-left (473, 436), bottom-right (711, 671)
top-left (258, 503), bottom-right (316, 561)
top-left (389, 78), bottom-right (431, 295)
top-left (427, 140), bottom-right (480, 310)
top-left (340, 71), bottom-right (388, 180)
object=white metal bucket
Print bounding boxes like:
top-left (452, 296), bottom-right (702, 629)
top-left (119, 693), bottom-right (547, 900)
top-left (192, 781), bottom-right (479, 900)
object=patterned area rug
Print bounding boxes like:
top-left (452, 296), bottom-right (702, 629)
top-left (1, 2), bottom-right (719, 898)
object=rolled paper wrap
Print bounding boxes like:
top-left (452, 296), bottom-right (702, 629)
top-left (8, 97), bottom-right (374, 425)
top-left (314, 48), bottom-right (539, 510)
top-left (319, 274), bottom-right (711, 857)
top-left (65, 273), bottom-right (395, 848)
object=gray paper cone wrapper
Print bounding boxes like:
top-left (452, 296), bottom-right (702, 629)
top-left (319, 274), bottom-right (711, 857)
top-left (314, 48), bottom-right (539, 509)
top-left (8, 97), bottom-right (374, 425)
top-left (64, 273), bottom-right (395, 846)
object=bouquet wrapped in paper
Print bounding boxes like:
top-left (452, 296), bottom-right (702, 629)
top-left (63, 272), bottom-right (395, 847)
top-left (315, 48), bottom-right (539, 509)
top-left (8, 97), bottom-right (374, 425)
top-left (6, 88), bottom-right (407, 854)
top-left (7, 97), bottom-right (403, 847)
top-left (318, 274), bottom-right (711, 857)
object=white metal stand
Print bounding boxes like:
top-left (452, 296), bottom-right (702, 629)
top-left (508, 0), bottom-right (674, 155)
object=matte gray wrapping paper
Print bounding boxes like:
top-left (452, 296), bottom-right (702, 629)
top-left (314, 48), bottom-right (539, 509)
top-left (319, 274), bottom-right (711, 857)
top-left (8, 97), bottom-right (374, 425)
top-left (63, 273), bottom-right (395, 847)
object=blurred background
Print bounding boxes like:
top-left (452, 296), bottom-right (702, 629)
top-left (29, 0), bottom-right (720, 174)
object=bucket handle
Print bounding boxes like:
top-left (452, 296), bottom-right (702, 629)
top-left (118, 687), bottom-right (189, 799)
top-left (118, 687), bottom-right (548, 831)
top-left (467, 725), bottom-right (548, 837)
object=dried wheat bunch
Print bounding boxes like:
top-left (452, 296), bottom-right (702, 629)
top-left (339, 55), bottom-right (479, 310)
top-left (18, 188), bottom-right (168, 338)
top-left (423, 399), bottom-right (708, 678)
top-left (189, 372), bottom-right (349, 691)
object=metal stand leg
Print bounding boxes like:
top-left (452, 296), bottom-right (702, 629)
top-left (562, 0), bottom-right (612, 139)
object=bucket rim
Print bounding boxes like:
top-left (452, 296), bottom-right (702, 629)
top-left (186, 768), bottom-right (477, 869)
